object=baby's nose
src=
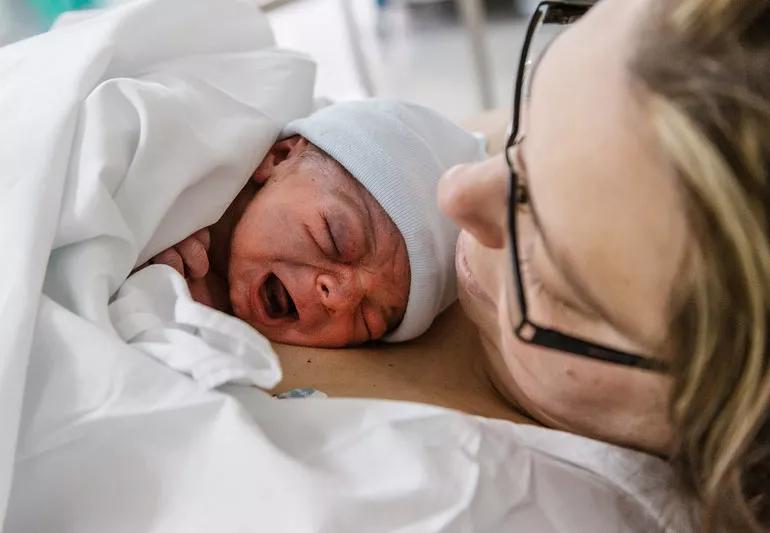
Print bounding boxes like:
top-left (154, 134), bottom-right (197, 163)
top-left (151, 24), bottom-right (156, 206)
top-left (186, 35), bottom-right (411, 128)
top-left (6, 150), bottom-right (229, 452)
top-left (316, 272), bottom-right (362, 313)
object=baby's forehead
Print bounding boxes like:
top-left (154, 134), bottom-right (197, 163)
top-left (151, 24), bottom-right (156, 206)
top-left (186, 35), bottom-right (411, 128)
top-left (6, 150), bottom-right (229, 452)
top-left (294, 143), bottom-right (356, 190)
top-left (298, 144), bottom-right (392, 222)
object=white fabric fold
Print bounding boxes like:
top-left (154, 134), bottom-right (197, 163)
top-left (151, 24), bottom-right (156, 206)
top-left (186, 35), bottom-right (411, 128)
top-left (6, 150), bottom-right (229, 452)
top-left (0, 0), bottom-right (314, 525)
top-left (110, 265), bottom-right (282, 390)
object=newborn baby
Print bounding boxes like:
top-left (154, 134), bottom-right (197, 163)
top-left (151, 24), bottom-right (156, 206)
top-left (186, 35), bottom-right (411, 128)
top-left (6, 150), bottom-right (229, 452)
top-left (143, 100), bottom-right (485, 347)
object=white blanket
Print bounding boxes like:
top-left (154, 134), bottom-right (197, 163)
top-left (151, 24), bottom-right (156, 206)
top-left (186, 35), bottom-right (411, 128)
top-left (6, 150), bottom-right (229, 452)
top-left (0, 1), bottom-right (692, 531)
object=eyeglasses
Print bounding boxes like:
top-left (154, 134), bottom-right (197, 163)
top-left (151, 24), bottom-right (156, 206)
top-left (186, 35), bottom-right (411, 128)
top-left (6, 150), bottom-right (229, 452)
top-left (504, 1), bottom-right (668, 373)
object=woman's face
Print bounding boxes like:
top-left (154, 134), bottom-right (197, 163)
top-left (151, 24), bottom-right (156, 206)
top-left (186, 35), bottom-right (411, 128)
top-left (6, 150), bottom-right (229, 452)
top-left (439, 0), bottom-right (691, 454)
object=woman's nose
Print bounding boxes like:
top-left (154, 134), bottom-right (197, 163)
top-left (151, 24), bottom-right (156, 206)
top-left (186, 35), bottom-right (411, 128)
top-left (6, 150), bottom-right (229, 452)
top-left (438, 155), bottom-right (509, 249)
top-left (315, 272), bottom-right (361, 313)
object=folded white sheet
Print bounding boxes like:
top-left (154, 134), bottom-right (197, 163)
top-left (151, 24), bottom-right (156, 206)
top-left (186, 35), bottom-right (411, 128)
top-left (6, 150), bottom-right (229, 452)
top-left (110, 265), bottom-right (282, 390)
top-left (0, 1), bottom-right (693, 531)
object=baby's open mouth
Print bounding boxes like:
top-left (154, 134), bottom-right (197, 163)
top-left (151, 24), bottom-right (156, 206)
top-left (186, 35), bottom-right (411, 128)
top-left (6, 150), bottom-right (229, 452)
top-left (260, 273), bottom-right (298, 320)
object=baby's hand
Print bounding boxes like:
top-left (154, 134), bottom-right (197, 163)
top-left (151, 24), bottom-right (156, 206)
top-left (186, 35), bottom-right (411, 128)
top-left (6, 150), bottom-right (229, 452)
top-left (149, 228), bottom-right (211, 279)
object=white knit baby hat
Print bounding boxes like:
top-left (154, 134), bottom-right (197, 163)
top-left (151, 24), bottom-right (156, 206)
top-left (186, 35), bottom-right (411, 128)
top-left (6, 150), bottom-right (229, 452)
top-left (282, 98), bottom-right (486, 342)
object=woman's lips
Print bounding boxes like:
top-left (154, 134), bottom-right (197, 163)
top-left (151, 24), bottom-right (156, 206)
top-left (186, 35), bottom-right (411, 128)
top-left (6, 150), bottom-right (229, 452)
top-left (456, 231), bottom-right (497, 310)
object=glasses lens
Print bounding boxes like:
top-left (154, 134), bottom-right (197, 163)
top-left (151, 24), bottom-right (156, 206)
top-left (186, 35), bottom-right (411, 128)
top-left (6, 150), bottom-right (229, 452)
top-left (504, 3), bottom-right (664, 372)
top-left (517, 5), bottom-right (582, 139)
top-left (507, 4), bottom-right (585, 340)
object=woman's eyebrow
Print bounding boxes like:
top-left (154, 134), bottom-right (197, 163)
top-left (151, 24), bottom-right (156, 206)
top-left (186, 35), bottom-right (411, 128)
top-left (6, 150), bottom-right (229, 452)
top-left (543, 233), bottom-right (615, 327)
top-left (539, 219), bottom-right (619, 327)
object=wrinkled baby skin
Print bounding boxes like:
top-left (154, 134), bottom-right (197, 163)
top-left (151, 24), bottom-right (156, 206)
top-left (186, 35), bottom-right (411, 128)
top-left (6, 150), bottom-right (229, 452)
top-left (149, 136), bottom-right (410, 347)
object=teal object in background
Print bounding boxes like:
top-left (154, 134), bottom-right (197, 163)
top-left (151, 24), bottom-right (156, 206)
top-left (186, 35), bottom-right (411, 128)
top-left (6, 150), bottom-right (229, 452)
top-left (28, 0), bottom-right (100, 26)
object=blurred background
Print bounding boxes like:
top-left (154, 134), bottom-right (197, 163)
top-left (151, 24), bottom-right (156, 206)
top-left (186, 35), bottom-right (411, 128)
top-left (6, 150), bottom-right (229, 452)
top-left (0, 0), bottom-right (537, 122)
top-left (265, 0), bottom-right (536, 121)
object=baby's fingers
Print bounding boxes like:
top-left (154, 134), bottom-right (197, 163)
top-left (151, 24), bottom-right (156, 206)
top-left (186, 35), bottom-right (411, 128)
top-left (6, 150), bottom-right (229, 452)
top-left (151, 248), bottom-right (185, 276)
top-left (176, 236), bottom-right (209, 279)
top-left (191, 228), bottom-right (211, 251)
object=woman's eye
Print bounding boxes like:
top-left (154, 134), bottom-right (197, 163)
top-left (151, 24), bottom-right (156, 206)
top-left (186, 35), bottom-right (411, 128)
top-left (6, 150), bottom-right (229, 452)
top-left (515, 180), bottom-right (530, 206)
top-left (512, 139), bottom-right (531, 208)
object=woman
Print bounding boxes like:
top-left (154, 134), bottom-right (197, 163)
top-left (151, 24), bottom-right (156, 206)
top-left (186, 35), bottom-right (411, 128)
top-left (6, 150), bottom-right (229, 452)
top-left (438, 0), bottom-right (769, 531)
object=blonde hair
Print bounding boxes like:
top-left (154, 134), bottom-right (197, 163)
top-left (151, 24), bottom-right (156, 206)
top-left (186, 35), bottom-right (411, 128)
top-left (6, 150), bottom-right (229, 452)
top-left (630, 1), bottom-right (770, 531)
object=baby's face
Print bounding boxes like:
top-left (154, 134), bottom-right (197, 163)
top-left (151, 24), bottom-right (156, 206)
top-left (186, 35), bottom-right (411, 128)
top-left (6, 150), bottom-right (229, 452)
top-left (228, 141), bottom-right (410, 347)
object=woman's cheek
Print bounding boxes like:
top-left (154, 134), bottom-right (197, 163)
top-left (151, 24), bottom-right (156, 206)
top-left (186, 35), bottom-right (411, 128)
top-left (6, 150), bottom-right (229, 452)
top-left (494, 291), bottom-right (558, 416)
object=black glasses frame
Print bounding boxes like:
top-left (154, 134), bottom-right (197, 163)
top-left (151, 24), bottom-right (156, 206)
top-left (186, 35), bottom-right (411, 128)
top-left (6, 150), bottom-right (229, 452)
top-left (504, 1), bottom-right (668, 373)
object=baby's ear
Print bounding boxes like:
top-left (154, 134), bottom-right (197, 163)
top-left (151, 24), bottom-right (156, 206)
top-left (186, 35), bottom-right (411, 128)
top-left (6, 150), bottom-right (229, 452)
top-left (251, 136), bottom-right (309, 185)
